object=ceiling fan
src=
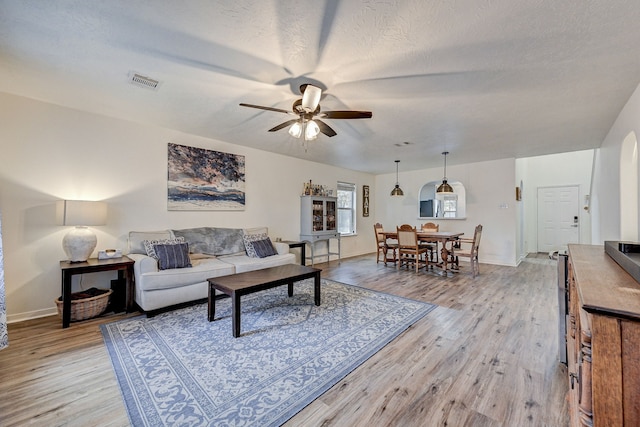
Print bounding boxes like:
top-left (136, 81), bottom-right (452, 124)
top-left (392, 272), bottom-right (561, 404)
top-left (239, 84), bottom-right (372, 141)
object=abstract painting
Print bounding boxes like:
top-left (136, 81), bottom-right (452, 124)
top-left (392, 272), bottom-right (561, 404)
top-left (167, 143), bottom-right (245, 210)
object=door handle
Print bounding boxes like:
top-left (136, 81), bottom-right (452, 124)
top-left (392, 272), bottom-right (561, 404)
top-left (571, 224), bottom-right (578, 227)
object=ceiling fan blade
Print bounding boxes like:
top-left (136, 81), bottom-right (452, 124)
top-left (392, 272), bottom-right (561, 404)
top-left (301, 84), bottom-right (322, 112)
top-left (239, 103), bottom-right (293, 115)
top-left (268, 119), bottom-right (299, 132)
top-left (315, 119), bottom-right (337, 137)
top-left (320, 110), bottom-right (373, 119)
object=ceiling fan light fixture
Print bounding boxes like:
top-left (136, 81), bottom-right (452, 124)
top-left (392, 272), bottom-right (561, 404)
top-left (239, 83), bottom-right (371, 142)
top-left (288, 121), bottom-right (302, 138)
top-left (305, 120), bottom-right (320, 140)
top-left (437, 151), bottom-right (454, 194)
top-left (301, 84), bottom-right (322, 112)
top-left (391, 160), bottom-right (404, 196)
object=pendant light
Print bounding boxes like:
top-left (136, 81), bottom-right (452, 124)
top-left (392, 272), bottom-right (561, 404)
top-left (390, 160), bottom-right (404, 196)
top-left (437, 151), bottom-right (454, 193)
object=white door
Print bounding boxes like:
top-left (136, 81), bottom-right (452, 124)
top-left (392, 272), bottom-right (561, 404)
top-left (537, 186), bottom-right (580, 253)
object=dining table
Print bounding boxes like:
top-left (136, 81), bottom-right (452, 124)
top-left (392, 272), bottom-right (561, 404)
top-left (381, 230), bottom-right (464, 273)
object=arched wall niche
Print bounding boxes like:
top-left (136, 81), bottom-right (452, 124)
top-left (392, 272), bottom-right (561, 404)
top-left (418, 180), bottom-right (466, 219)
top-left (620, 131), bottom-right (638, 241)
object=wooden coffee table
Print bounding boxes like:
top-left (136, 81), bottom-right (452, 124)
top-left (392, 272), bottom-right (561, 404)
top-left (207, 264), bottom-right (322, 337)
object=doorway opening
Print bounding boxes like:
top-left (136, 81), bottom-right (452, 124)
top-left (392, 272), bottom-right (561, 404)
top-left (620, 131), bottom-right (638, 241)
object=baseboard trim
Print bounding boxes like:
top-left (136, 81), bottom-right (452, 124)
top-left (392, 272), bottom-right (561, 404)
top-left (7, 307), bottom-right (57, 324)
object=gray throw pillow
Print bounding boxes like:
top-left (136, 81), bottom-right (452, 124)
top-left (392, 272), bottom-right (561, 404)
top-left (153, 242), bottom-right (192, 270)
top-left (173, 227), bottom-right (245, 256)
top-left (251, 238), bottom-right (278, 258)
top-left (143, 237), bottom-right (185, 259)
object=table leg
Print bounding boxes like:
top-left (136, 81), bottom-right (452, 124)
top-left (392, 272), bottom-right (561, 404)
top-left (314, 272), bottom-right (321, 306)
top-left (309, 241), bottom-right (315, 266)
top-left (124, 265), bottom-right (134, 312)
top-left (441, 244), bottom-right (450, 272)
top-left (449, 240), bottom-right (458, 270)
top-left (288, 281), bottom-right (294, 297)
top-left (207, 283), bottom-right (216, 322)
top-left (61, 271), bottom-right (72, 328)
top-left (232, 293), bottom-right (241, 337)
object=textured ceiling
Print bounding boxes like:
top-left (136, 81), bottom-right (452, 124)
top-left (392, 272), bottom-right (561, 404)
top-left (1, 0), bottom-right (640, 174)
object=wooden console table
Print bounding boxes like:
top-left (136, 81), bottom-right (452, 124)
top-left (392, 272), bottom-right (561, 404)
top-left (566, 244), bottom-right (640, 426)
top-left (300, 233), bottom-right (341, 266)
top-left (59, 256), bottom-right (134, 328)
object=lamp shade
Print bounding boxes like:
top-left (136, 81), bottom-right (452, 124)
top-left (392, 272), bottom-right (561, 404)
top-left (301, 84), bottom-right (322, 111)
top-left (57, 200), bottom-right (107, 262)
top-left (288, 121), bottom-right (302, 138)
top-left (437, 180), bottom-right (454, 193)
top-left (390, 184), bottom-right (404, 196)
top-left (305, 120), bottom-right (320, 140)
top-left (57, 200), bottom-right (107, 226)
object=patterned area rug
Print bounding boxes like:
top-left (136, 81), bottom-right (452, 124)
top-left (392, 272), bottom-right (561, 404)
top-left (101, 278), bottom-right (436, 426)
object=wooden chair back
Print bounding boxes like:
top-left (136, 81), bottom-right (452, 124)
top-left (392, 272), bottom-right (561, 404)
top-left (396, 225), bottom-right (418, 248)
top-left (374, 223), bottom-right (386, 245)
top-left (454, 224), bottom-right (483, 277)
top-left (421, 222), bottom-right (439, 232)
top-left (471, 224), bottom-right (483, 255)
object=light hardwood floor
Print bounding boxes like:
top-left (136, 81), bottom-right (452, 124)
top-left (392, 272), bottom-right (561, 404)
top-left (0, 254), bottom-right (569, 427)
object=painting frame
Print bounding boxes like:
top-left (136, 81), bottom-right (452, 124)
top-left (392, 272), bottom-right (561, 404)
top-left (167, 143), bottom-right (245, 211)
top-left (363, 185), bottom-right (370, 217)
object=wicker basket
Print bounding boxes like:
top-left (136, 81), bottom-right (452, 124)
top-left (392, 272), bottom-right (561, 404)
top-left (55, 288), bottom-right (113, 321)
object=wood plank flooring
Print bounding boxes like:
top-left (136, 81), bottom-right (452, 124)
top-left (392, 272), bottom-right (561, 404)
top-left (0, 254), bottom-right (569, 426)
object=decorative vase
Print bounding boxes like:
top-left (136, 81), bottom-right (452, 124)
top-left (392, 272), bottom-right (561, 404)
top-left (62, 226), bottom-right (97, 262)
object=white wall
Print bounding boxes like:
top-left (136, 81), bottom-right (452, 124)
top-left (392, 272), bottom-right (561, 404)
top-left (374, 158), bottom-right (518, 267)
top-left (0, 92), bottom-right (376, 322)
top-left (517, 150), bottom-right (594, 253)
top-left (594, 83), bottom-right (640, 243)
top-left (2, 87), bottom-right (617, 323)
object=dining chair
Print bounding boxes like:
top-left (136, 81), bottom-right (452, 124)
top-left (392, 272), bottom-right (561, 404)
top-left (374, 223), bottom-right (397, 265)
top-left (453, 224), bottom-right (483, 277)
top-left (419, 222), bottom-right (439, 263)
top-left (396, 224), bottom-right (430, 272)
top-left (421, 222), bottom-right (439, 232)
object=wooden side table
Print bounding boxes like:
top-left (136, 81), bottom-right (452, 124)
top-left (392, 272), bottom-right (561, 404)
top-left (59, 256), bottom-right (135, 328)
top-left (281, 240), bottom-right (306, 265)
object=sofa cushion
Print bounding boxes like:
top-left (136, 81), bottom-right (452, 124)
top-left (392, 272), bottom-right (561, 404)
top-left (136, 257), bottom-right (235, 292)
top-left (128, 230), bottom-right (173, 254)
top-left (154, 242), bottom-right (192, 270)
top-left (251, 238), bottom-right (278, 258)
top-left (143, 237), bottom-right (185, 259)
top-left (220, 253), bottom-right (296, 273)
top-left (172, 227), bottom-right (245, 256)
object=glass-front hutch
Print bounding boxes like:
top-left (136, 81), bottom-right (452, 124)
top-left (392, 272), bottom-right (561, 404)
top-left (300, 196), bottom-right (340, 264)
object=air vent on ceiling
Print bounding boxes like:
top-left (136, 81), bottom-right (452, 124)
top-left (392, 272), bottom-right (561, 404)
top-left (128, 72), bottom-right (161, 91)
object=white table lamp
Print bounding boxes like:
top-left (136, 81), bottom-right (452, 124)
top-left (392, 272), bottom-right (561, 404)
top-left (57, 200), bottom-right (107, 262)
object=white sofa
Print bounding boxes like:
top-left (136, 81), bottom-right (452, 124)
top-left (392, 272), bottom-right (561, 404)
top-left (127, 227), bottom-right (296, 312)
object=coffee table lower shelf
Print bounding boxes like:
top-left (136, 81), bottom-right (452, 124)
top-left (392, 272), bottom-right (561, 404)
top-left (207, 264), bottom-right (322, 337)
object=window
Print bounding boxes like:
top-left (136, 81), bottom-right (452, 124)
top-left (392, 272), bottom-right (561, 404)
top-left (337, 182), bottom-right (356, 235)
top-left (439, 194), bottom-right (458, 218)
